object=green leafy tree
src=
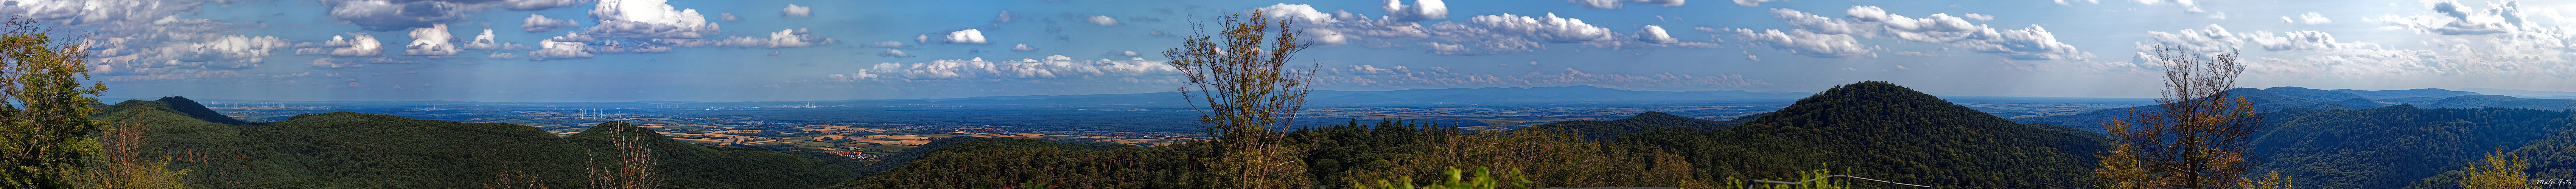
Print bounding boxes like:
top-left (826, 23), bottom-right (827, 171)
top-left (0, 17), bottom-right (110, 189)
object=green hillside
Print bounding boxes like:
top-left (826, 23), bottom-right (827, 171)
top-left (93, 98), bottom-right (858, 188)
top-left (846, 136), bottom-right (1136, 174)
top-left (2245, 105), bottom-right (2575, 189)
top-left (2403, 112), bottom-right (2576, 189)
top-left (1530, 111), bottom-right (1748, 140)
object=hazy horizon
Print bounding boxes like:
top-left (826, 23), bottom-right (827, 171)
top-left (45, 0), bottom-right (2576, 101)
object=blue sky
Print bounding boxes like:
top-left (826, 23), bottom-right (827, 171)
top-left (40, 0), bottom-right (2576, 101)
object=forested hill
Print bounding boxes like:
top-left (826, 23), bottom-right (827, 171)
top-left (149, 96), bottom-right (245, 124)
top-left (1703, 81), bottom-right (2109, 187)
top-left (2403, 109), bottom-right (2576, 189)
top-left (1543, 81), bottom-right (2109, 187)
top-left (92, 98), bottom-right (858, 188)
top-left (2244, 105), bottom-right (2576, 189)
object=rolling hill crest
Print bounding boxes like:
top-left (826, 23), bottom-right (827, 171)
top-left (92, 97), bottom-right (861, 188)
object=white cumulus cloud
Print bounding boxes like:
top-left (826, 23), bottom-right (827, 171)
top-left (322, 33), bottom-right (384, 57)
top-left (2138, 24), bottom-right (2244, 53)
top-left (1757, 6), bottom-right (2088, 60)
top-left (781, 4), bottom-right (811, 18)
top-left (1466, 13), bottom-right (1617, 43)
top-left (879, 49), bottom-right (913, 57)
top-left (584, 0), bottom-right (722, 39)
top-left (404, 24), bottom-right (461, 56)
top-left (487, 52), bottom-right (520, 59)
top-left (2296, 12), bottom-right (2332, 24)
top-left (1728, 28), bottom-right (1876, 58)
top-left (706, 28), bottom-right (835, 48)
top-left (461, 29), bottom-right (511, 50)
top-left (1567, 0), bottom-right (1686, 9)
top-left (1638, 25), bottom-right (1678, 44)
top-left (504, 0), bottom-right (589, 10)
top-left (2248, 30), bottom-right (2376, 51)
top-left (1314, 65), bottom-right (1769, 91)
top-left (1243, 3), bottom-right (1699, 55)
top-left (939, 29), bottom-right (989, 44)
top-left (1383, 0), bottom-right (1447, 22)
top-left (523, 14), bottom-right (582, 32)
top-left (528, 39), bottom-right (594, 60)
top-left (325, 0), bottom-right (468, 31)
top-left (1733, 0), bottom-right (1773, 7)
top-left (1088, 15), bottom-right (1119, 26)
top-left (834, 55), bottom-right (1178, 82)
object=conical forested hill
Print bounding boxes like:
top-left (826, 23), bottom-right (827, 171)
top-left (1706, 81), bottom-right (2108, 187)
top-left (151, 96), bottom-right (245, 124)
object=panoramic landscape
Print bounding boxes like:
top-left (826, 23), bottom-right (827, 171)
top-left (13, 0), bottom-right (2576, 188)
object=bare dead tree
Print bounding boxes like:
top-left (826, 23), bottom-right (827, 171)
top-left (86, 116), bottom-right (186, 188)
top-left (1163, 10), bottom-right (1314, 189)
top-left (587, 122), bottom-right (656, 189)
top-left (2096, 45), bottom-right (2264, 189)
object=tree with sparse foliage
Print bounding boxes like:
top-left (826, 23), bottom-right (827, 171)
top-left (1164, 9), bottom-right (1316, 189)
top-left (0, 17), bottom-right (112, 189)
top-left (588, 121), bottom-right (658, 189)
top-left (2096, 45), bottom-right (2268, 189)
top-left (2464, 148), bottom-right (2531, 189)
top-left (82, 116), bottom-right (187, 189)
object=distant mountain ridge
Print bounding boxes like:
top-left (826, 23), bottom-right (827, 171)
top-left (2012, 87), bottom-right (2528, 133)
top-left (807, 85), bottom-right (1815, 106)
top-left (2459, 88), bottom-right (2576, 99)
top-left (2334, 88), bottom-right (2485, 99)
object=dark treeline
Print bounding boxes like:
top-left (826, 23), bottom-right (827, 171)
top-left (835, 119), bottom-right (1701, 189)
top-left (837, 81), bottom-right (2110, 188)
top-left (93, 98), bottom-right (860, 188)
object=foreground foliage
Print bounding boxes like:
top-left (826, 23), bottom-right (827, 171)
top-left (0, 17), bottom-right (114, 188)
